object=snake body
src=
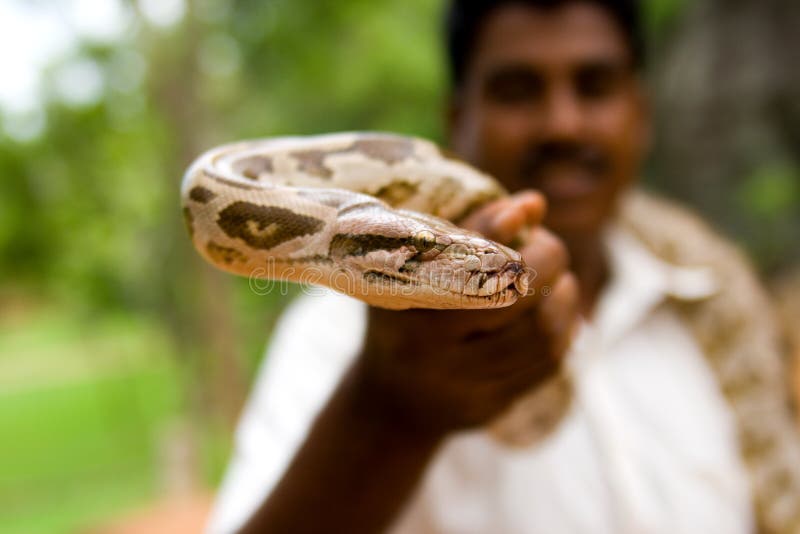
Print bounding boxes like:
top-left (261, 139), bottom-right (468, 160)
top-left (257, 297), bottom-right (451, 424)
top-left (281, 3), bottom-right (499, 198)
top-left (181, 132), bottom-right (531, 310)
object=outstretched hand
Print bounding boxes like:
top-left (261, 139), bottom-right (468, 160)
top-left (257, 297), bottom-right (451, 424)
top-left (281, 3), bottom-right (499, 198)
top-left (353, 190), bottom-right (580, 435)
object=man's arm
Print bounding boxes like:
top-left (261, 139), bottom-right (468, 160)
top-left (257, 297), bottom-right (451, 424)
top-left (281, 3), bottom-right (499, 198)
top-left (239, 192), bottom-right (579, 533)
top-left (239, 360), bottom-right (443, 534)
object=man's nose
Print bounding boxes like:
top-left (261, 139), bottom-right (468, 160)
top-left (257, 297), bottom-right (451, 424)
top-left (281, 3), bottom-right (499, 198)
top-left (541, 86), bottom-right (583, 140)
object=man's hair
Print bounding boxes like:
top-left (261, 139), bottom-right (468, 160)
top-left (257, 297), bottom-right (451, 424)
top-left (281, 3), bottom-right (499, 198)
top-left (444, 0), bottom-right (644, 89)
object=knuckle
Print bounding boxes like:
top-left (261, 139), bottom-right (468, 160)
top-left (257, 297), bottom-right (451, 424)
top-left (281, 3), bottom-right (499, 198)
top-left (556, 272), bottom-right (579, 299)
top-left (526, 228), bottom-right (567, 266)
top-left (541, 233), bottom-right (569, 269)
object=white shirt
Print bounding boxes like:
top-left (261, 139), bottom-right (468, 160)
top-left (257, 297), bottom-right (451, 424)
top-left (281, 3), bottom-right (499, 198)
top-left (206, 227), bottom-right (755, 534)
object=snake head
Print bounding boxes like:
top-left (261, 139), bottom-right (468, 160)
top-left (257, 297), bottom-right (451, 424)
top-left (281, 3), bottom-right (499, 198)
top-left (329, 209), bottom-right (533, 310)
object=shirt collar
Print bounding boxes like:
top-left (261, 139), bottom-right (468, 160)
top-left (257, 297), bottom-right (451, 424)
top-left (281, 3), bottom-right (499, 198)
top-left (589, 225), bottom-right (718, 346)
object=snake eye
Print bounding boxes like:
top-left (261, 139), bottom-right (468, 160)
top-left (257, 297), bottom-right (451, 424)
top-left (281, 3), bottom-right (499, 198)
top-left (413, 230), bottom-right (436, 252)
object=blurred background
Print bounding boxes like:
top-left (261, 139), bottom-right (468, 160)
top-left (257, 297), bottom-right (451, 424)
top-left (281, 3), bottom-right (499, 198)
top-left (0, 0), bottom-right (798, 532)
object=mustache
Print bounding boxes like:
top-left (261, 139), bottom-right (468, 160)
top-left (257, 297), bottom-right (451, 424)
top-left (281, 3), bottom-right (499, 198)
top-left (519, 142), bottom-right (609, 180)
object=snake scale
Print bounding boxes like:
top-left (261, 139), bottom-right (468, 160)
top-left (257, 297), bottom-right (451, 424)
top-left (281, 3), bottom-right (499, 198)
top-left (181, 132), bottom-right (533, 310)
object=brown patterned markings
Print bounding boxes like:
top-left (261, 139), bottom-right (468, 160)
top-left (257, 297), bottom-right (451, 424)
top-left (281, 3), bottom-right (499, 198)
top-left (374, 180), bottom-right (418, 206)
top-left (189, 186), bottom-right (216, 203)
top-left (217, 201), bottom-right (324, 250)
top-left (290, 149), bottom-right (333, 179)
top-left (764, 468), bottom-right (795, 499)
top-left (276, 254), bottom-right (333, 266)
top-left (289, 136), bottom-right (416, 180)
top-left (329, 233), bottom-right (409, 258)
top-left (721, 367), bottom-right (763, 399)
top-left (206, 241), bottom-right (248, 265)
top-left (741, 429), bottom-right (777, 459)
top-left (233, 155), bottom-right (274, 180)
top-left (183, 207), bottom-right (194, 238)
top-left (349, 137), bottom-right (416, 165)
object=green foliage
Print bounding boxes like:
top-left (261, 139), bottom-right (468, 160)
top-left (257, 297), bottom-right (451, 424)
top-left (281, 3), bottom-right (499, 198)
top-left (0, 309), bottom-right (182, 533)
top-left (1, 0), bottom-right (797, 531)
top-left (738, 163), bottom-right (800, 219)
top-left (736, 163), bottom-right (800, 269)
top-left (0, 1), bottom-right (448, 530)
top-left (644, 0), bottom-right (687, 42)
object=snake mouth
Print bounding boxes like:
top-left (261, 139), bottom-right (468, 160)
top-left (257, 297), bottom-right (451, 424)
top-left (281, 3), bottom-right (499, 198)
top-left (362, 260), bottom-right (531, 309)
top-left (508, 262), bottom-right (533, 297)
top-left (362, 270), bottom-right (413, 287)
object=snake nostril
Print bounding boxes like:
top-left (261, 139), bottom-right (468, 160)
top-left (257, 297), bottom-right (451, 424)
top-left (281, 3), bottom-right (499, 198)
top-left (506, 261), bottom-right (523, 274)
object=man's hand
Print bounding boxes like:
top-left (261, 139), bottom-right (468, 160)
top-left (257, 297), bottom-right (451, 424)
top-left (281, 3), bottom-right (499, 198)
top-left (241, 191), bottom-right (579, 534)
top-left (352, 190), bottom-right (580, 435)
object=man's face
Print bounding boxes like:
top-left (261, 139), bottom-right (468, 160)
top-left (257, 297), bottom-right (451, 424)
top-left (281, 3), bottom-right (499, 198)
top-left (449, 2), bottom-right (649, 239)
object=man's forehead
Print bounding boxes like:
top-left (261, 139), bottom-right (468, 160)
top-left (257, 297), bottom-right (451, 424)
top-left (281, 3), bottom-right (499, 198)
top-left (471, 3), bottom-right (632, 74)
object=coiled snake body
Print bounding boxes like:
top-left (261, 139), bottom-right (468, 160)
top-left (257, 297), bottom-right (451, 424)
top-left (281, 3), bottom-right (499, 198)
top-left (181, 132), bottom-right (531, 309)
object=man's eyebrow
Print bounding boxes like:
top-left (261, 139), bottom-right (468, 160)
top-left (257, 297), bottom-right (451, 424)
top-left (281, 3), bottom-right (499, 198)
top-left (484, 62), bottom-right (541, 79)
top-left (483, 56), bottom-right (633, 79)
top-left (575, 56), bottom-right (634, 74)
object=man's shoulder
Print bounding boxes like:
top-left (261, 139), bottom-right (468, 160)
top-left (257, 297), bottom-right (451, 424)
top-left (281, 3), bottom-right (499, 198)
top-left (620, 192), bottom-right (800, 534)
top-left (619, 188), bottom-right (750, 273)
top-left (618, 188), bottom-right (782, 360)
top-left (619, 188), bottom-right (769, 306)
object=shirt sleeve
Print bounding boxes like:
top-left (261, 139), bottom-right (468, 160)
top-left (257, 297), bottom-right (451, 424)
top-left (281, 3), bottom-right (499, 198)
top-left (205, 289), bottom-right (367, 534)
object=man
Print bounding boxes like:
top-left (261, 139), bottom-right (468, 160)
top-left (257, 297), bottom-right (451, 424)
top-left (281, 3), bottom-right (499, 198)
top-left (208, 1), bottom-right (800, 533)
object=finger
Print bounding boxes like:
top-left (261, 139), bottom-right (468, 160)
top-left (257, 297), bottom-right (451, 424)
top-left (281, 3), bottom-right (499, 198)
top-left (474, 354), bottom-right (559, 404)
top-left (460, 192), bottom-right (546, 245)
top-left (520, 228), bottom-right (570, 300)
top-left (537, 273), bottom-right (581, 360)
top-left (512, 191), bottom-right (547, 227)
top-left (462, 318), bottom-right (556, 379)
top-left (491, 192), bottom-right (547, 244)
top-left (459, 198), bottom-right (514, 236)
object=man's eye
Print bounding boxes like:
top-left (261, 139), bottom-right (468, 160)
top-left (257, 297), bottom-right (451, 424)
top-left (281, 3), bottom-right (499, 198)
top-left (576, 67), bottom-right (622, 99)
top-left (485, 72), bottom-right (543, 104)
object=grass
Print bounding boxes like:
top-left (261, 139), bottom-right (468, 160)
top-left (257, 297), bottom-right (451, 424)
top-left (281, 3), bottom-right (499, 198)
top-left (0, 278), bottom-right (294, 533)
top-left (0, 306), bottom-right (185, 534)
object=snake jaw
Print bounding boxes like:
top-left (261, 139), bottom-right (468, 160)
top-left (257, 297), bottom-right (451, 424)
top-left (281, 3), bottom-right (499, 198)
top-left (346, 246), bottom-right (527, 309)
